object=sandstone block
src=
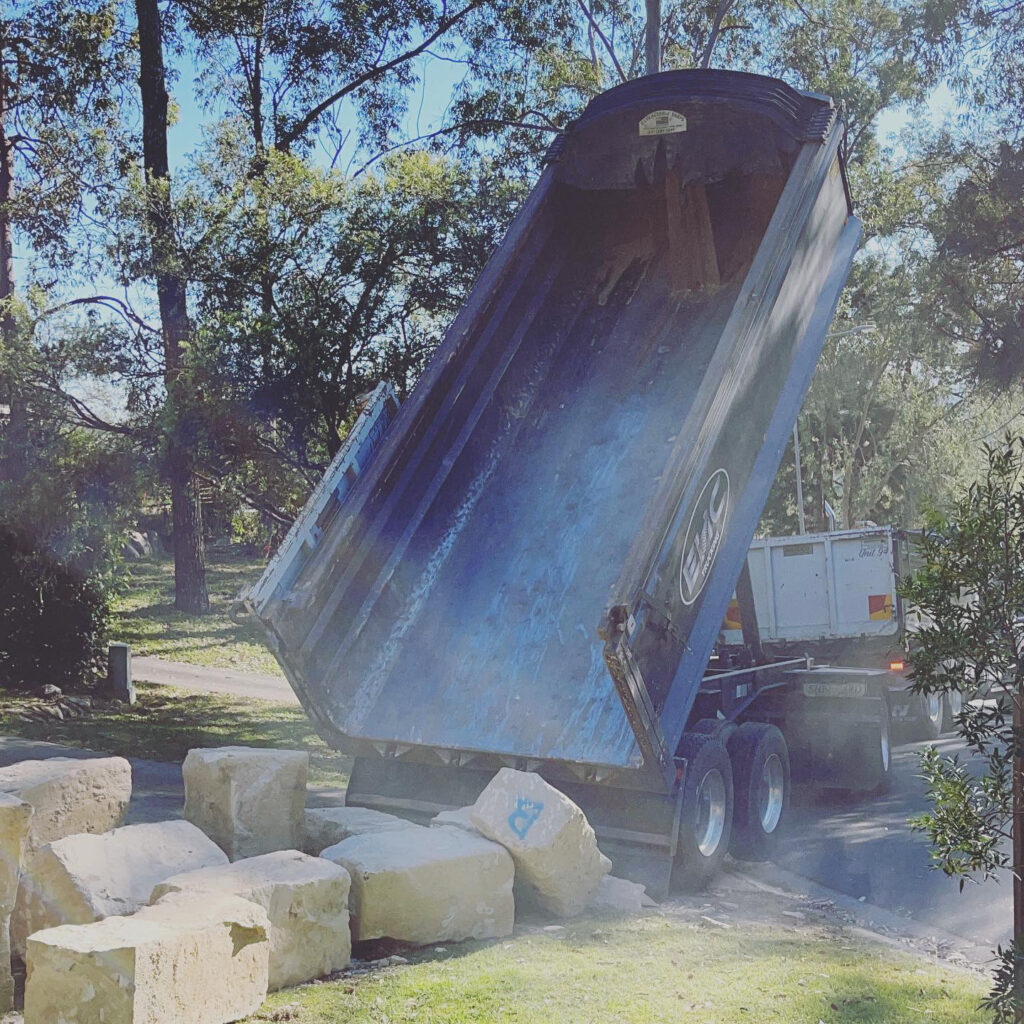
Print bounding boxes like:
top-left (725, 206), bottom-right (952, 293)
top-left (0, 756), bottom-right (132, 954)
top-left (587, 874), bottom-right (650, 914)
top-left (22, 819), bottom-right (228, 938)
top-left (429, 806), bottom-right (481, 835)
top-left (183, 746), bottom-right (308, 860)
top-left (0, 794), bottom-right (31, 1010)
top-left (303, 806), bottom-right (415, 854)
top-left (152, 849), bottom-right (351, 990)
top-left (321, 824), bottom-right (514, 944)
top-left (25, 891), bottom-right (269, 1024)
top-left (469, 768), bottom-right (611, 917)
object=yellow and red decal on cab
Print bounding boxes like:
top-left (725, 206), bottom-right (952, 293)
top-left (868, 593), bottom-right (894, 621)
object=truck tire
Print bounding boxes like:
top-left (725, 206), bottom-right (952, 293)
top-left (848, 696), bottom-right (892, 792)
top-left (942, 690), bottom-right (963, 734)
top-left (674, 733), bottom-right (734, 890)
top-left (727, 723), bottom-right (790, 862)
top-left (910, 692), bottom-right (943, 742)
top-left (689, 717), bottom-right (738, 745)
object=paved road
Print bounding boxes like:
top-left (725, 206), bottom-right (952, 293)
top-left (777, 732), bottom-right (1011, 952)
top-left (132, 656), bottom-right (297, 705)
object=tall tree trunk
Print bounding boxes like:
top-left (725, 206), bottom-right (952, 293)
top-left (135, 0), bottom-right (209, 613)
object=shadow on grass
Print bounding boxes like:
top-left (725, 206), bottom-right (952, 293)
top-left (0, 682), bottom-right (352, 786)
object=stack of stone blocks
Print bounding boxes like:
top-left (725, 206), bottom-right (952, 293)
top-left (3, 744), bottom-right (630, 1024)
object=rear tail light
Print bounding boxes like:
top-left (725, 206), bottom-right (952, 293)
top-left (889, 660), bottom-right (905, 672)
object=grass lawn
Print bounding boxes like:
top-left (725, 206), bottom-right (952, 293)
top-left (250, 912), bottom-right (986, 1024)
top-left (111, 550), bottom-right (282, 675)
top-left (0, 683), bottom-right (352, 788)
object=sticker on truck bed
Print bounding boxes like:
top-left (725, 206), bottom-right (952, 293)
top-left (868, 594), bottom-right (894, 620)
top-left (679, 468), bottom-right (730, 606)
top-left (639, 110), bottom-right (688, 136)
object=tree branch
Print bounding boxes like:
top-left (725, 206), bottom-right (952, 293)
top-left (275, 0), bottom-right (488, 151)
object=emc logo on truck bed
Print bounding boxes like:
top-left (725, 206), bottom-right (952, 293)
top-left (679, 468), bottom-right (730, 606)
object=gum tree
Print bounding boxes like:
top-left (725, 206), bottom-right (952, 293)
top-left (902, 434), bottom-right (1024, 1022)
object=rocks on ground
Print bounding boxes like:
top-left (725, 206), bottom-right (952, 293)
top-left (152, 849), bottom-right (352, 991)
top-left (469, 767), bottom-right (611, 917)
top-left (429, 805), bottom-right (481, 835)
top-left (0, 796), bottom-right (31, 1012)
top-left (21, 819), bottom-right (227, 937)
top-left (0, 756), bottom-right (132, 955)
top-left (321, 823), bottom-right (515, 945)
top-left (183, 747), bottom-right (307, 860)
top-left (25, 891), bottom-right (270, 1024)
top-left (303, 806), bottom-right (415, 855)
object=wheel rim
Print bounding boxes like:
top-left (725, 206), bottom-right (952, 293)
top-left (758, 753), bottom-right (785, 834)
top-left (926, 693), bottom-right (941, 725)
top-left (696, 769), bottom-right (727, 857)
top-left (880, 709), bottom-right (891, 772)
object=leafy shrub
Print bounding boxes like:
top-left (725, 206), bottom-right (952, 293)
top-left (0, 524), bottom-right (111, 691)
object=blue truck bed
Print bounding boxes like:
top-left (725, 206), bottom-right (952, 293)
top-left (246, 70), bottom-right (861, 799)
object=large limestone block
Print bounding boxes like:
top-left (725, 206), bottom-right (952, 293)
top-left (184, 746), bottom-right (307, 860)
top-left (23, 819), bottom-right (228, 938)
top-left (0, 795), bottom-right (31, 1010)
top-left (469, 768), bottom-right (611, 917)
top-left (303, 806), bottom-right (415, 854)
top-left (321, 824), bottom-right (514, 944)
top-left (25, 891), bottom-right (269, 1024)
top-left (429, 806), bottom-right (481, 835)
top-left (0, 756), bottom-right (132, 849)
top-left (152, 849), bottom-right (351, 990)
top-left (0, 756), bottom-right (132, 954)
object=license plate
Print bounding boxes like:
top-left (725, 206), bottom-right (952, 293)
top-left (802, 681), bottom-right (867, 698)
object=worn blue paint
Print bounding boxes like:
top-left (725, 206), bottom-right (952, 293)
top-left (249, 70), bottom-right (860, 790)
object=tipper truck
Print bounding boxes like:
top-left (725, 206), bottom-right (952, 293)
top-left (724, 525), bottom-right (962, 741)
top-left (244, 69), bottom-right (868, 895)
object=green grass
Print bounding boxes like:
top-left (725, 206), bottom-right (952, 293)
top-left (111, 550), bottom-right (282, 675)
top-left (0, 683), bottom-right (351, 788)
top-left (250, 914), bottom-right (986, 1024)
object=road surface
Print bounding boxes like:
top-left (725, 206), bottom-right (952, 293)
top-left (132, 656), bottom-right (297, 705)
top-left (777, 731), bottom-right (1010, 953)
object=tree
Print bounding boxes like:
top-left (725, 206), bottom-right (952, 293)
top-left (924, 139), bottom-right (1024, 381)
top-left (0, 1), bottom-right (123, 484)
top-left (902, 435), bottom-right (1024, 1022)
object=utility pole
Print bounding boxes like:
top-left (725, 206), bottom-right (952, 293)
top-left (645, 0), bottom-right (660, 75)
top-left (793, 423), bottom-right (807, 534)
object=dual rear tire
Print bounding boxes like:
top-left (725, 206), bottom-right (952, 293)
top-left (674, 722), bottom-right (790, 889)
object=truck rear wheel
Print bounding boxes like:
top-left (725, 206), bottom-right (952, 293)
top-left (727, 723), bottom-right (790, 862)
top-left (674, 733), bottom-right (734, 890)
top-left (689, 717), bottom-right (738, 745)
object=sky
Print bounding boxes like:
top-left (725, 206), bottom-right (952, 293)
top-left (74, 41), bottom-right (966, 424)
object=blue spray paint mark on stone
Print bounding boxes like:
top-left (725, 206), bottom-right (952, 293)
top-left (508, 798), bottom-right (544, 839)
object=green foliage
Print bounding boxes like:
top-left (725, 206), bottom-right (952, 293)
top-left (0, 523), bottom-right (111, 691)
top-left (927, 140), bottom-right (1024, 381)
top-left (901, 434), bottom-right (1024, 1019)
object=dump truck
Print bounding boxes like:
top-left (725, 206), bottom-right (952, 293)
top-left (723, 526), bottom-right (961, 740)
top-left (244, 69), bottom-right (867, 895)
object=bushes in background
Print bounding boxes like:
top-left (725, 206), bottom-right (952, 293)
top-left (0, 524), bottom-right (111, 691)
